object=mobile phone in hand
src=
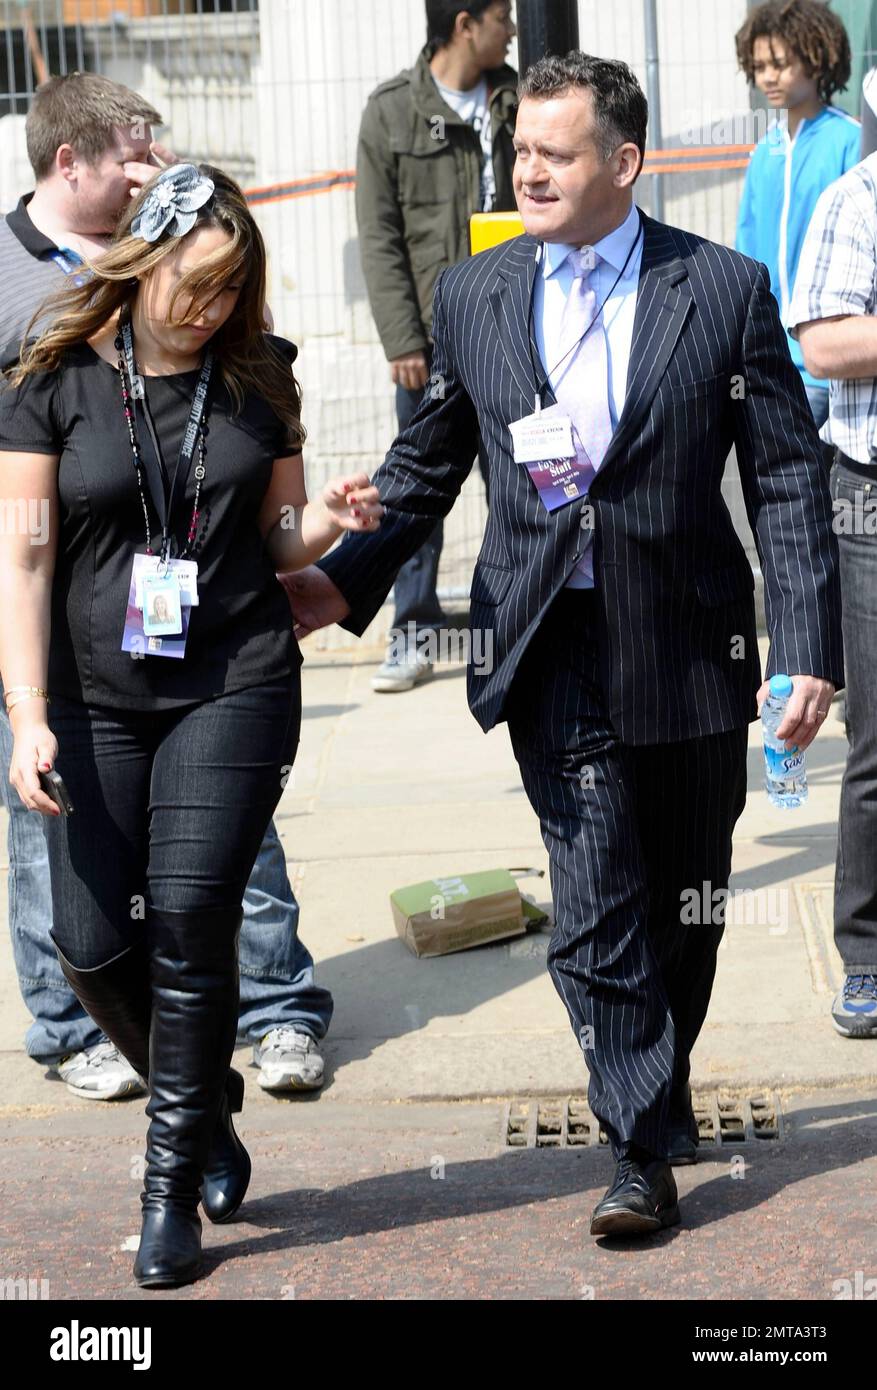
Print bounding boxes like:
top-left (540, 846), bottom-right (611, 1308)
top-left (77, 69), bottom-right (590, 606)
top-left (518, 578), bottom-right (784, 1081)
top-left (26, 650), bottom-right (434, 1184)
top-left (38, 768), bottom-right (74, 815)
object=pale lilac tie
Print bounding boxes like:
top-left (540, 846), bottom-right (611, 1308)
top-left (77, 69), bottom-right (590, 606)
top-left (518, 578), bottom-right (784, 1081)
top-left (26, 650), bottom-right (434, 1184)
top-left (552, 249), bottom-right (613, 583)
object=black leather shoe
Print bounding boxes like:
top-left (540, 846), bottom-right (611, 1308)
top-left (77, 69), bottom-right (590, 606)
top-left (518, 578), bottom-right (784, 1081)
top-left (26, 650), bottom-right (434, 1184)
top-left (134, 905), bottom-right (243, 1289)
top-left (667, 1083), bottom-right (699, 1167)
top-left (54, 933), bottom-right (251, 1225)
top-left (590, 1157), bottom-right (680, 1237)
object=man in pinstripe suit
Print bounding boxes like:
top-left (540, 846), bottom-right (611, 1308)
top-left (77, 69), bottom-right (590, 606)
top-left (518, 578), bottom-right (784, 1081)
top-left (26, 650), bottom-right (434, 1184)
top-left (284, 53), bottom-right (842, 1238)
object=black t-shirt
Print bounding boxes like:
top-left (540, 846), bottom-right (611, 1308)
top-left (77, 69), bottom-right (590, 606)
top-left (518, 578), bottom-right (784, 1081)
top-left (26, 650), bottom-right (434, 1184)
top-left (0, 333), bottom-right (303, 709)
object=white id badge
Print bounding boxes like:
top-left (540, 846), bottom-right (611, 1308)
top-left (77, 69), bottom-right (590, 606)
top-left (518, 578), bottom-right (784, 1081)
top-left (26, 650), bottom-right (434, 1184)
top-left (509, 402), bottom-right (576, 465)
top-left (142, 573), bottom-right (183, 636)
top-left (133, 554), bottom-right (161, 611)
top-left (168, 559), bottom-right (199, 607)
top-left (134, 557), bottom-right (199, 609)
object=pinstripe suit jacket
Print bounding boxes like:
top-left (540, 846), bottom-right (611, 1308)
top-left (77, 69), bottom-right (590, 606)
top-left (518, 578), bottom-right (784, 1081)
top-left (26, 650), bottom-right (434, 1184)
top-left (319, 210), bottom-right (843, 743)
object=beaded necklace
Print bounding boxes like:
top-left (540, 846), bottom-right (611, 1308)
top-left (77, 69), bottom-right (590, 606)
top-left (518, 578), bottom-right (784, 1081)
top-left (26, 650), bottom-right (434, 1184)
top-left (114, 318), bottom-right (212, 560)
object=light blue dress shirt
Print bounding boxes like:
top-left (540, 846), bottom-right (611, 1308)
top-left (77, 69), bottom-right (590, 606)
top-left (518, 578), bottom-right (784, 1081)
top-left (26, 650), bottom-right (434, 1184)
top-left (531, 201), bottom-right (644, 589)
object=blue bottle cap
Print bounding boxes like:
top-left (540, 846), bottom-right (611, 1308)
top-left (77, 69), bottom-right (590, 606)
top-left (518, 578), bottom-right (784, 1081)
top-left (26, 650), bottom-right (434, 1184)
top-left (769, 674), bottom-right (793, 699)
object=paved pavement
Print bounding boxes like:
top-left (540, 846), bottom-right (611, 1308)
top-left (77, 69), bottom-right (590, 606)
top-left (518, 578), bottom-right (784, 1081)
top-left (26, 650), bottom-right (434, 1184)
top-left (1, 634), bottom-right (875, 1300)
top-left (5, 1089), bottom-right (877, 1301)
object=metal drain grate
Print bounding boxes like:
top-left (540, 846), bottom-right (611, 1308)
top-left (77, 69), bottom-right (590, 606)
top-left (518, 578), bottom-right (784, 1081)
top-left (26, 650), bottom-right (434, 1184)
top-left (503, 1091), bottom-right (784, 1148)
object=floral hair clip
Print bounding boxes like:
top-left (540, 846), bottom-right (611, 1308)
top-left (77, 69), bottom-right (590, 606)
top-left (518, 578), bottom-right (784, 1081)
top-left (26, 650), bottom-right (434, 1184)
top-left (130, 163), bottom-right (215, 243)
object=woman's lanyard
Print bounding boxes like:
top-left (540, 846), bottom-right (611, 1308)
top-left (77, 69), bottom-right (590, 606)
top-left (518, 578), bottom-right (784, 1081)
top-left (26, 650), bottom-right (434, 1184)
top-left (119, 319), bottom-right (213, 563)
top-left (527, 224), bottom-right (644, 414)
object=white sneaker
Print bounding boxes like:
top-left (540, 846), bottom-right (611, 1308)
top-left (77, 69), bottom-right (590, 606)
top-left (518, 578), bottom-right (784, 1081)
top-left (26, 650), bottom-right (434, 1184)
top-left (371, 649), bottom-right (433, 693)
top-left (50, 1042), bottom-right (147, 1101)
top-left (253, 1027), bottom-right (325, 1091)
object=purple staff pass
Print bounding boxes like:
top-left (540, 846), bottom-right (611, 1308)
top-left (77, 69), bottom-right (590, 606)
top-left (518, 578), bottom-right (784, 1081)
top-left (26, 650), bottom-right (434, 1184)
top-left (523, 453), bottom-right (593, 512)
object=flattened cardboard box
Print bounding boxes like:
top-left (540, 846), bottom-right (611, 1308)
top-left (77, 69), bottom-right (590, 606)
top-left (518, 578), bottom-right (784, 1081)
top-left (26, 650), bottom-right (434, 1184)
top-left (391, 869), bottom-right (547, 958)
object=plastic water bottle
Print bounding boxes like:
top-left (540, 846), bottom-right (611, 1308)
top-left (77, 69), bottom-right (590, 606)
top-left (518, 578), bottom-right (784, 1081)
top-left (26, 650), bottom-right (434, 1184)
top-left (762, 674), bottom-right (808, 809)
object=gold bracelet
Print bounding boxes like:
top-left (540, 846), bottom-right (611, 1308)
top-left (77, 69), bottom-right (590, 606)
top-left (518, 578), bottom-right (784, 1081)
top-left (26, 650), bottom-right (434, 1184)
top-left (5, 688), bottom-right (49, 711)
top-left (4, 685), bottom-right (49, 699)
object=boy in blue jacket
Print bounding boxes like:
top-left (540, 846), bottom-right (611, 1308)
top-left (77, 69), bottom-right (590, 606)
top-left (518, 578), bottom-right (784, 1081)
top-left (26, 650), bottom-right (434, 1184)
top-left (735, 0), bottom-right (859, 439)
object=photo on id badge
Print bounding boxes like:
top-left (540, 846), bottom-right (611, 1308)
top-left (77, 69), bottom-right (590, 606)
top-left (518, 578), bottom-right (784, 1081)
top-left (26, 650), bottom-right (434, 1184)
top-left (143, 577), bottom-right (182, 635)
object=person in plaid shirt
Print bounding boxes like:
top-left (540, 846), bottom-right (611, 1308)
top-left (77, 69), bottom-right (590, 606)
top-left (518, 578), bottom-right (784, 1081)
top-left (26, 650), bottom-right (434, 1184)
top-left (788, 152), bottom-right (877, 1039)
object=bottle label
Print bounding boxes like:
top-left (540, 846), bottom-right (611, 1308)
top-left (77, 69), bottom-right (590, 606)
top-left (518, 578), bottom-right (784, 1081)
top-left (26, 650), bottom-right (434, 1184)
top-left (764, 744), bottom-right (805, 780)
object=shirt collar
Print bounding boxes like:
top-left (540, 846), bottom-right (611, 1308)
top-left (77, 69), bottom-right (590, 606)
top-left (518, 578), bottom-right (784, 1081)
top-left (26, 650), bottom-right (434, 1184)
top-left (434, 73), bottom-right (487, 101)
top-left (5, 192), bottom-right (60, 260)
top-left (543, 202), bottom-right (641, 279)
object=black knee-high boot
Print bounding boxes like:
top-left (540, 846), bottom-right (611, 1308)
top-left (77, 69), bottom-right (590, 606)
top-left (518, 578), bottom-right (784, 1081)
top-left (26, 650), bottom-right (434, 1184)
top-left (53, 935), bottom-right (250, 1226)
top-left (52, 936), bottom-right (152, 1079)
top-left (133, 904), bottom-right (246, 1288)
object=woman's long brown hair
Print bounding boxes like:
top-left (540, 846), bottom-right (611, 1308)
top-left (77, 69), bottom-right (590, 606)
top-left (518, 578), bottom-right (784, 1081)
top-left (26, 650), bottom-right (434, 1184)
top-left (8, 163), bottom-right (306, 448)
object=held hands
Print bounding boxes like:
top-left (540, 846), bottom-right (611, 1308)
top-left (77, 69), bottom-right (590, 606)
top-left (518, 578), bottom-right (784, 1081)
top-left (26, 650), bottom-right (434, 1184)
top-left (277, 566), bottom-right (351, 641)
top-left (321, 474), bottom-right (385, 534)
top-left (756, 674), bottom-right (836, 752)
top-left (8, 713), bottom-right (60, 816)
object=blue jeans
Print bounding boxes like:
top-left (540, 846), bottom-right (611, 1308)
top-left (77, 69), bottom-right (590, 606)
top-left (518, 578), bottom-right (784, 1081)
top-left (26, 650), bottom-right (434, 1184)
top-left (391, 353), bottom-right (446, 635)
top-left (237, 818), bottom-right (333, 1045)
top-left (390, 351), bottom-right (489, 634)
top-left (805, 384), bottom-right (835, 472)
top-left (1, 696), bottom-right (332, 1064)
top-left (805, 384), bottom-right (830, 430)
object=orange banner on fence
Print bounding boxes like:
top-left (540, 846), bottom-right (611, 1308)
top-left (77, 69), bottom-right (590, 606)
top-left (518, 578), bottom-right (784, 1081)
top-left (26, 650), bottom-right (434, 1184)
top-left (643, 144), bottom-right (755, 158)
top-left (644, 158), bottom-right (752, 173)
top-left (642, 143), bottom-right (754, 174)
top-left (244, 171), bottom-right (356, 205)
top-left (243, 146), bottom-right (755, 206)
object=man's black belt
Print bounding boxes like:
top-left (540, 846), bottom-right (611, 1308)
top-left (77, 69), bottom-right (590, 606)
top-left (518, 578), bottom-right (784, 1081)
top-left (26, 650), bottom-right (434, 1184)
top-left (835, 449), bottom-right (877, 484)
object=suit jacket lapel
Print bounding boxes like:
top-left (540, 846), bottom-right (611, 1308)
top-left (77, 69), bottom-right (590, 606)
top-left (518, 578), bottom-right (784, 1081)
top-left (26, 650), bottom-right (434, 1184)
top-left (488, 235), bottom-right (544, 405)
top-left (600, 212), bottom-right (692, 468)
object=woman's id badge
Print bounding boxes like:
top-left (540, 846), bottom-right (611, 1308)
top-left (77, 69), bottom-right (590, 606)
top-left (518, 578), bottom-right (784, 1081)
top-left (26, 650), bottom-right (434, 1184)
top-left (122, 553), bottom-right (192, 660)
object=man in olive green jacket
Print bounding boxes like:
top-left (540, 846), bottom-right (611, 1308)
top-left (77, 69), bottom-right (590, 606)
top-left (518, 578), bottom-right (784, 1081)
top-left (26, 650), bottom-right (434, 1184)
top-left (356, 0), bottom-right (518, 692)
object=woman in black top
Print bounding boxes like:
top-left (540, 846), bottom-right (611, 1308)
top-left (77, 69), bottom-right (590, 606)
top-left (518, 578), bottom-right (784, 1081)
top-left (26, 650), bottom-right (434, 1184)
top-left (0, 163), bottom-right (383, 1289)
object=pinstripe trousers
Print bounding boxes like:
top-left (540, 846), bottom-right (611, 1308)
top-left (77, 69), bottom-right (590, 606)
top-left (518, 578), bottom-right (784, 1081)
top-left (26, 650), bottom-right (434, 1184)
top-left (505, 590), bottom-right (749, 1161)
